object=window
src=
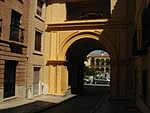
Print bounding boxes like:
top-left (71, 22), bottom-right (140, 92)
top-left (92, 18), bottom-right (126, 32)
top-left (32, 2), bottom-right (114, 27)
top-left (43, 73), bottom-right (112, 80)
top-left (106, 59), bottom-right (110, 65)
top-left (36, 0), bottom-right (44, 17)
top-left (10, 10), bottom-right (24, 42)
top-left (101, 68), bottom-right (104, 72)
top-left (101, 59), bottom-right (104, 65)
top-left (96, 59), bottom-right (100, 66)
top-left (106, 68), bottom-right (109, 72)
top-left (91, 57), bottom-right (95, 67)
top-left (0, 17), bottom-right (2, 37)
top-left (35, 31), bottom-right (42, 52)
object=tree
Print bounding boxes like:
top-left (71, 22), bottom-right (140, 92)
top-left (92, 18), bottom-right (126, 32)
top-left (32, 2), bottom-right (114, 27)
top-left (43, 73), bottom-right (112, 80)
top-left (83, 65), bottom-right (97, 77)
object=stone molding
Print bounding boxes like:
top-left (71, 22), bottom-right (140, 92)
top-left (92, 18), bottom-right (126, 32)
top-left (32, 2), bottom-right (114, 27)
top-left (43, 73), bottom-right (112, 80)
top-left (46, 19), bottom-right (129, 31)
top-left (46, 60), bottom-right (67, 66)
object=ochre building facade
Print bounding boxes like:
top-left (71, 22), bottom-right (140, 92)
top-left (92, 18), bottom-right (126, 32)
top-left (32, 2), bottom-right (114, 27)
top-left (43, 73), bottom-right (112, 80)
top-left (44, 0), bottom-right (130, 97)
top-left (0, 0), bottom-right (150, 113)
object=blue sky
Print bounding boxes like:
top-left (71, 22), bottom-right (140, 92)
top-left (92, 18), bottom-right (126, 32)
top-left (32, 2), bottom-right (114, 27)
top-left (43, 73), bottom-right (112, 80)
top-left (88, 50), bottom-right (109, 56)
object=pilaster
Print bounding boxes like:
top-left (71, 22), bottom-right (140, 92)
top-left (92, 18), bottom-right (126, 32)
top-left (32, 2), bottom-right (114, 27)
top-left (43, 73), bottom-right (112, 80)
top-left (47, 60), bottom-right (68, 96)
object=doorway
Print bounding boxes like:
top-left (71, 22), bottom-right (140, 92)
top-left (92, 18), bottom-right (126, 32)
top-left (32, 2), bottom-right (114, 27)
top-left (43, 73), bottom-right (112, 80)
top-left (4, 60), bottom-right (17, 98)
top-left (33, 67), bottom-right (40, 96)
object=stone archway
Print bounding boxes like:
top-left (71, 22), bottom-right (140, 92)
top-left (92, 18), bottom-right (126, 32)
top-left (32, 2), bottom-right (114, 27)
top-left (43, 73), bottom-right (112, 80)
top-left (46, 31), bottom-right (118, 96)
top-left (59, 31), bottom-right (115, 59)
top-left (65, 38), bottom-right (110, 94)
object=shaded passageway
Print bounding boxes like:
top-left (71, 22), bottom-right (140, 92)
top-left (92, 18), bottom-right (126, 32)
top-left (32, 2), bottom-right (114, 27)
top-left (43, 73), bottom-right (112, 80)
top-left (66, 38), bottom-right (111, 94)
top-left (39, 86), bottom-right (141, 113)
top-left (39, 86), bottom-right (110, 113)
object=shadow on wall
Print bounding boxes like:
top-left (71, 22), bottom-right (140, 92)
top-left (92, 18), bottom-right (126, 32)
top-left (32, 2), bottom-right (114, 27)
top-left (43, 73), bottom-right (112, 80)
top-left (64, 0), bottom-right (136, 96)
top-left (95, 0), bottom-right (137, 98)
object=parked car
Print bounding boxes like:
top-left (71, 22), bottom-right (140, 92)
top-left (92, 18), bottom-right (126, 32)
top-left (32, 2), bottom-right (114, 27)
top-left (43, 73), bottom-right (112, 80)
top-left (94, 78), bottom-right (110, 84)
top-left (84, 78), bottom-right (90, 84)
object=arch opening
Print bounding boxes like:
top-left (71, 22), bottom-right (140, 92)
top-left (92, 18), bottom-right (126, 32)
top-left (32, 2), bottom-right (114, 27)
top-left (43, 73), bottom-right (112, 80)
top-left (83, 50), bottom-right (111, 86)
top-left (66, 38), bottom-right (111, 94)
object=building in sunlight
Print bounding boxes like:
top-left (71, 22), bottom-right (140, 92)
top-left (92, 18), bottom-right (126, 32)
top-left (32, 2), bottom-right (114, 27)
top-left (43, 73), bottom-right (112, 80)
top-left (26, 0), bottom-right (47, 98)
top-left (84, 50), bottom-right (111, 85)
top-left (85, 50), bottom-right (111, 76)
top-left (0, 1), bottom-right (150, 113)
top-left (0, 0), bottom-right (29, 100)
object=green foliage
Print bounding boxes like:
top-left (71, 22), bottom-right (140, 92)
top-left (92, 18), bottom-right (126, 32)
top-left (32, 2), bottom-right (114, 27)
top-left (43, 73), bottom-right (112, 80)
top-left (83, 65), bottom-right (97, 77)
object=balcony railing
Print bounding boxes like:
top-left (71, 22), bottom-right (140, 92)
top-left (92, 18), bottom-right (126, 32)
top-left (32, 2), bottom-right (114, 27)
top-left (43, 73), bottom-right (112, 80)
top-left (10, 25), bottom-right (24, 43)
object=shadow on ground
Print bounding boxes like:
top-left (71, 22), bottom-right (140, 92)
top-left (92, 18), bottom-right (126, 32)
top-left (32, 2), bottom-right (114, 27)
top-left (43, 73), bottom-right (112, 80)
top-left (80, 85), bottom-right (111, 96)
top-left (0, 100), bottom-right (56, 113)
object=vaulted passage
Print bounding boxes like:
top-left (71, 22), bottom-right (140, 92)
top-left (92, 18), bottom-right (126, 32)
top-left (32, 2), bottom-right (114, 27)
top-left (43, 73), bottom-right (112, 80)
top-left (66, 38), bottom-right (110, 94)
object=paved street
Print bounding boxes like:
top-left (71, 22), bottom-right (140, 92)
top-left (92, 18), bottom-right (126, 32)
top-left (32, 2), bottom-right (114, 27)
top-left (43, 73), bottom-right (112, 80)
top-left (39, 86), bottom-right (110, 113)
top-left (38, 85), bottom-right (142, 113)
top-left (0, 85), bottom-right (142, 113)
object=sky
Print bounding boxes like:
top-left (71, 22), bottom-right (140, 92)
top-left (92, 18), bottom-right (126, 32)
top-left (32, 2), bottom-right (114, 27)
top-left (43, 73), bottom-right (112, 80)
top-left (88, 50), bottom-right (109, 56)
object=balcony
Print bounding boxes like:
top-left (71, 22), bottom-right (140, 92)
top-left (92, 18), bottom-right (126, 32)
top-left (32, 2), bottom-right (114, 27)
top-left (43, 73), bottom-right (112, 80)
top-left (9, 25), bottom-right (25, 53)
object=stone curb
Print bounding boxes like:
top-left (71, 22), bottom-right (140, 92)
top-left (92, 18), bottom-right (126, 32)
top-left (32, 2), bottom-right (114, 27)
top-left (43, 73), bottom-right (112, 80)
top-left (0, 95), bottom-right (77, 113)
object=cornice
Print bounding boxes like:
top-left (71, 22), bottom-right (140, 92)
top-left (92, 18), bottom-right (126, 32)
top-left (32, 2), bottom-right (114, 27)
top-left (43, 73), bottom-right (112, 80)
top-left (46, 60), bottom-right (67, 66)
top-left (46, 19), bottom-right (130, 31)
top-left (0, 39), bottom-right (27, 48)
top-left (47, 0), bottom-right (66, 4)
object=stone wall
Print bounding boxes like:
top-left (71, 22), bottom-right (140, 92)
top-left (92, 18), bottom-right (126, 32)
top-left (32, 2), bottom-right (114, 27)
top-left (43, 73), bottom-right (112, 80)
top-left (0, 0), bottom-right (29, 101)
